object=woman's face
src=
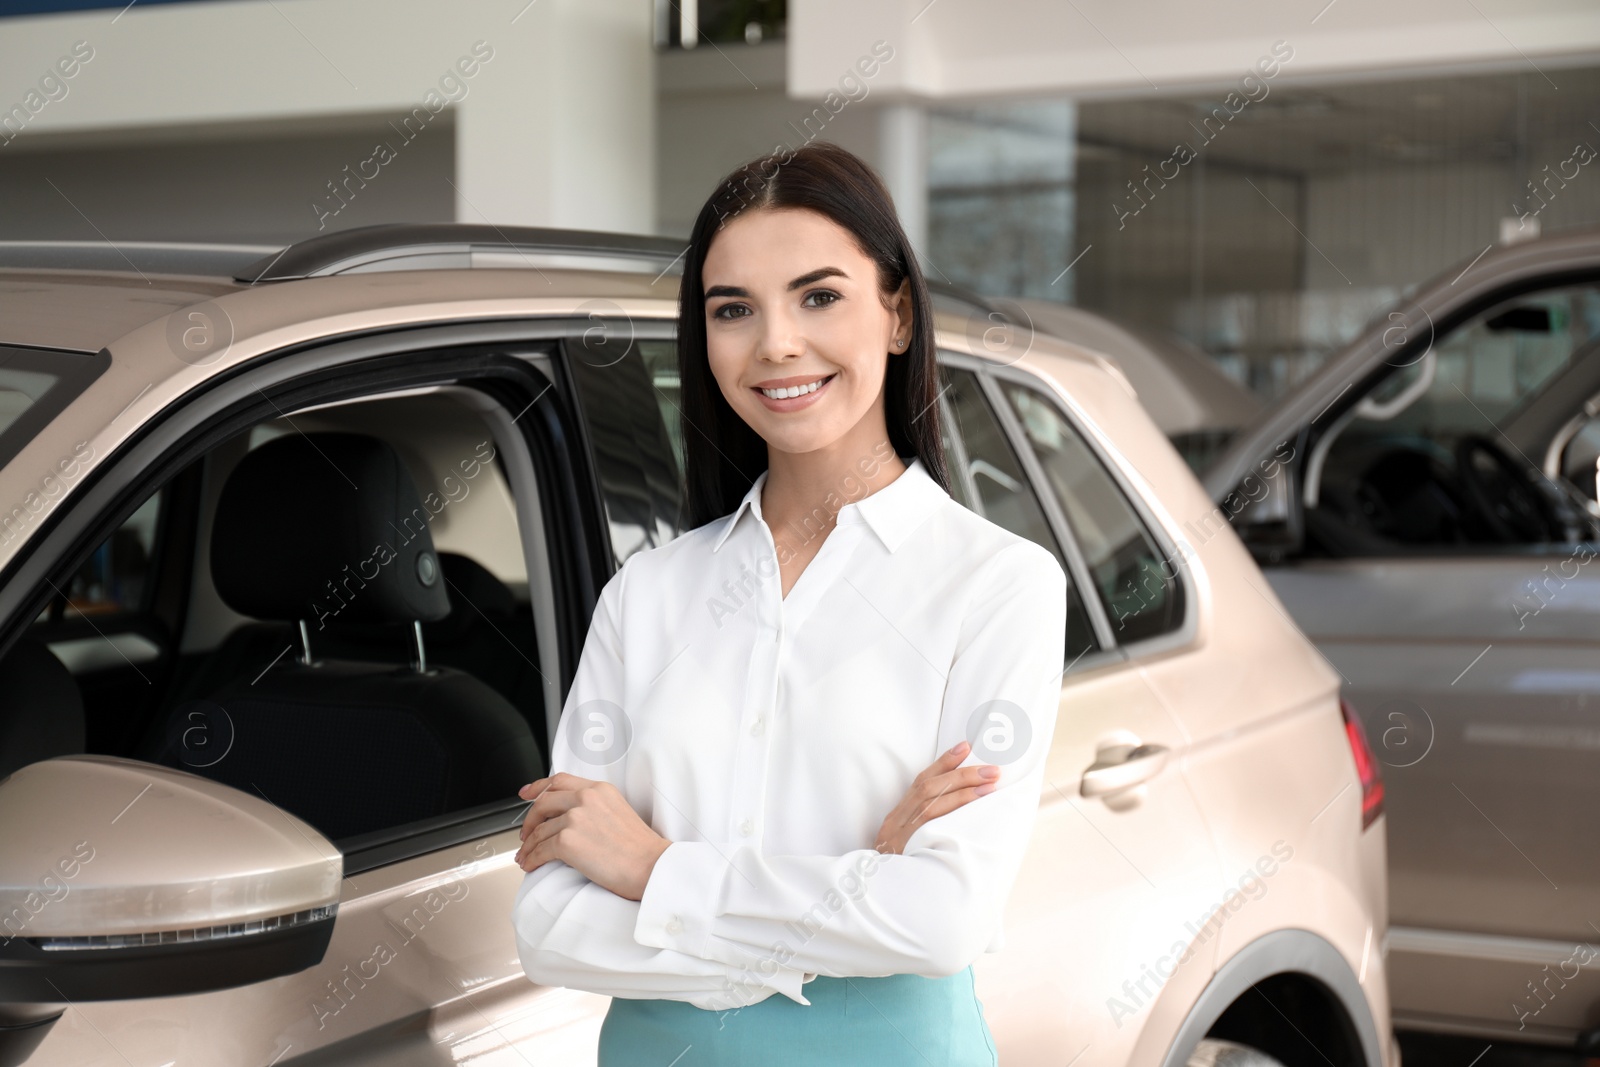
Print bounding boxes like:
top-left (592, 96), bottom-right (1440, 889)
top-left (701, 206), bottom-right (910, 460)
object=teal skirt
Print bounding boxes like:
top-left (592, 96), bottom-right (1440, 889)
top-left (597, 966), bottom-right (998, 1066)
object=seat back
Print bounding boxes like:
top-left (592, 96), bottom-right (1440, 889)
top-left (149, 431), bottom-right (543, 841)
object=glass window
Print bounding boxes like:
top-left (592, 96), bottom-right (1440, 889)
top-left (944, 367), bottom-right (1061, 553)
top-left (0, 347), bottom-right (111, 470)
top-left (1000, 378), bottom-right (1185, 644)
top-left (639, 338), bottom-right (685, 474)
top-left (1316, 283), bottom-right (1600, 547)
top-left (566, 336), bottom-right (685, 562)
top-left (35, 491), bottom-right (161, 624)
top-left (143, 392), bottom-right (548, 847)
top-left (1349, 285), bottom-right (1600, 442)
top-left (942, 365), bottom-right (1100, 664)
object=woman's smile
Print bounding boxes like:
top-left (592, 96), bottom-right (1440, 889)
top-left (753, 371), bottom-right (838, 411)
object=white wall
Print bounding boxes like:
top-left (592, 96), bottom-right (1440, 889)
top-left (0, 0), bottom-right (655, 236)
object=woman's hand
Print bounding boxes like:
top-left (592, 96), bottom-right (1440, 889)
top-left (874, 740), bottom-right (1000, 855)
top-left (513, 773), bottom-right (671, 901)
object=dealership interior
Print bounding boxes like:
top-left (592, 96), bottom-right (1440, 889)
top-left (3, 1), bottom-right (1600, 1066)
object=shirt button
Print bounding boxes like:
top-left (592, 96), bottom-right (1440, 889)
top-left (750, 718), bottom-right (765, 737)
top-left (739, 819), bottom-right (754, 836)
top-left (666, 917), bottom-right (684, 934)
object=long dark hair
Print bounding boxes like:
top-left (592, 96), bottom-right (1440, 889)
top-left (676, 140), bottom-right (949, 530)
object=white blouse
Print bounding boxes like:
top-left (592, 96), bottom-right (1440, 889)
top-left (511, 455), bottom-right (1069, 1011)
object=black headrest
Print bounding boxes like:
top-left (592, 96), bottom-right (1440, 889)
top-left (211, 432), bottom-right (451, 626)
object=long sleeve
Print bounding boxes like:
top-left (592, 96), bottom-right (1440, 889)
top-left (632, 541), bottom-right (1069, 980)
top-left (509, 552), bottom-right (811, 1009)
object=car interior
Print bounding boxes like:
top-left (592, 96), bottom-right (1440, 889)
top-left (0, 386), bottom-right (551, 850)
top-left (1302, 283), bottom-right (1600, 554)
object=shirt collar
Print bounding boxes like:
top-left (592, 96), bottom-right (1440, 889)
top-left (710, 456), bottom-right (947, 555)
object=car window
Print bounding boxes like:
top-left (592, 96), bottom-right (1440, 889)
top-left (998, 377), bottom-right (1185, 645)
top-left (34, 491), bottom-right (161, 624)
top-left (941, 364), bottom-right (1100, 664)
top-left (566, 335), bottom-right (686, 564)
top-left (1350, 284), bottom-right (1600, 441)
top-left (1315, 283), bottom-right (1600, 548)
top-left (139, 389), bottom-right (549, 849)
top-left (942, 366), bottom-right (1063, 554)
top-left (640, 338), bottom-right (685, 474)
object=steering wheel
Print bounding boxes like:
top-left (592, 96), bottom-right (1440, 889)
top-left (1452, 434), bottom-right (1563, 543)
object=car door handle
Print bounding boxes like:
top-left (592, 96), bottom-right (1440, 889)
top-left (1080, 743), bottom-right (1170, 798)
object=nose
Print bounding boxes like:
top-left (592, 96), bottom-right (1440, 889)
top-left (755, 301), bottom-right (804, 364)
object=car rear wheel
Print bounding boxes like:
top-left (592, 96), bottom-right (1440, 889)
top-left (1186, 1038), bottom-right (1289, 1067)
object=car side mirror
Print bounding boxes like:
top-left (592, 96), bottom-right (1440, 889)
top-left (0, 755), bottom-right (341, 1061)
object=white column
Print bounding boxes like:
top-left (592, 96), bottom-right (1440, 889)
top-left (456, 0), bottom-right (656, 234)
top-left (877, 102), bottom-right (928, 262)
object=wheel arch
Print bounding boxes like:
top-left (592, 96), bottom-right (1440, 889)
top-left (1157, 928), bottom-right (1383, 1067)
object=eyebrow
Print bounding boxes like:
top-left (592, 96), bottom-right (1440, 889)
top-left (704, 266), bottom-right (849, 301)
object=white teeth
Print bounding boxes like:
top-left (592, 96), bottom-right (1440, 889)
top-left (760, 376), bottom-right (830, 400)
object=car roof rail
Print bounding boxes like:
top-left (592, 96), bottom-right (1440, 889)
top-left (235, 223), bottom-right (689, 284)
top-left (0, 240), bottom-right (279, 278)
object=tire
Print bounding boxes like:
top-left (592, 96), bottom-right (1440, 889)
top-left (1185, 1038), bottom-right (1289, 1067)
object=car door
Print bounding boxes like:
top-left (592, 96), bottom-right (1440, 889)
top-left (934, 354), bottom-right (1225, 1066)
top-left (1261, 280), bottom-right (1600, 1035)
top-left (5, 335), bottom-right (610, 1066)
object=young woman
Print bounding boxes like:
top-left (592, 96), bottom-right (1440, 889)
top-left (509, 141), bottom-right (1068, 1065)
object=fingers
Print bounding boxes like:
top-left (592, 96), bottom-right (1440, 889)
top-left (914, 779), bottom-right (997, 824)
top-left (515, 813), bottom-right (568, 870)
top-left (878, 761), bottom-right (1001, 856)
top-left (517, 771), bottom-right (587, 801)
top-left (913, 740), bottom-right (972, 786)
top-left (518, 789), bottom-right (581, 841)
top-left (910, 764), bottom-right (1000, 823)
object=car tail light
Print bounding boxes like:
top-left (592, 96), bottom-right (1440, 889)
top-left (1340, 698), bottom-right (1385, 831)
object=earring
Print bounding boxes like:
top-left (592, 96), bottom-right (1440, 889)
top-left (895, 339), bottom-right (906, 348)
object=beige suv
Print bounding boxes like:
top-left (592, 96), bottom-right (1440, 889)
top-left (0, 224), bottom-right (1392, 1067)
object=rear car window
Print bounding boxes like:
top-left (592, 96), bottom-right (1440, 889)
top-left (1000, 379), bottom-right (1186, 645)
